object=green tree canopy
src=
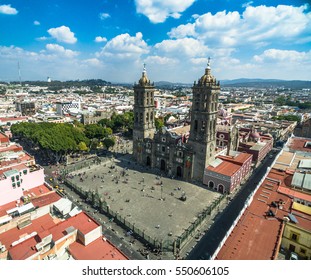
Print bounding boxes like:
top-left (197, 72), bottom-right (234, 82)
top-left (11, 122), bottom-right (90, 163)
top-left (103, 137), bottom-right (115, 150)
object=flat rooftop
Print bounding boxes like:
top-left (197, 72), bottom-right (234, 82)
top-left (67, 155), bottom-right (221, 244)
top-left (216, 169), bottom-right (291, 260)
top-left (287, 137), bottom-right (311, 154)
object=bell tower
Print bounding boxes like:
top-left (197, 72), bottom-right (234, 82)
top-left (188, 58), bottom-right (220, 180)
top-left (133, 64), bottom-right (155, 163)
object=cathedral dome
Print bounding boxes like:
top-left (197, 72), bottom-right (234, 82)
top-left (138, 64), bottom-right (151, 86)
top-left (249, 131), bottom-right (260, 140)
top-left (198, 58), bottom-right (216, 85)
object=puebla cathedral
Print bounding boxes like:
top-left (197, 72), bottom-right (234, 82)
top-left (132, 60), bottom-right (236, 183)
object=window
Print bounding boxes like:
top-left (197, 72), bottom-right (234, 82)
top-left (300, 248), bottom-right (306, 254)
top-left (162, 146), bottom-right (166, 153)
top-left (291, 233), bottom-right (298, 241)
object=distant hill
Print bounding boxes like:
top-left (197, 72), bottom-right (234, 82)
top-left (220, 78), bottom-right (311, 89)
top-left (152, 79), bottom-right (311, 89)
top-left (154, 81), bottom-right (192, 89)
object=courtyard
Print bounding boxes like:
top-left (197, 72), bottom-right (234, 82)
top-left (66, 154), bottom-right (222, 248)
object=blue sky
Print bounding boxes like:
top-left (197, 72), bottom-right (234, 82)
top-left (0, 0), bottom-right (310, 82)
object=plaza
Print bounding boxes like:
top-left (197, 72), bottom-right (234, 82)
top-left (65, 154), bottom-right (222, 251)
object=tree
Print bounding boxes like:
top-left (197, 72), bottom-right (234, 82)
top-left (103, 137), bottom-right (115, 150)
top-left (155, 117), bottom-right (164, 130)
top-left (10, 122), bottom-right (89, 163)
top-left (78, 141), bottom-right (88, 152)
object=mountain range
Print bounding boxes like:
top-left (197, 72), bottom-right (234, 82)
top-left (154, 79), bottom-right (311, 89)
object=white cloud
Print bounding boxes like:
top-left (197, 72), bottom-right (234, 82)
top-left (48, 26), bottom-right (77, 44)
top-left (0, 4), bottom-right (18, 15)
top-left (253, 49), bottom-right (311, 63)
top-left (83, 58), bottom-right (103, 67)
top-left (45, 44), bottom-right (79, 58)
top-left (97, 32), bottom-right (149, 60)
top-left (34, 21), bottom-right (40, 26)
top-left (99, 13), bottom-right (110, 20)
top-left (242, 1), bottom-right (253, 8)
top-left (95, 36), bottom-right (107, 43)
top-left (154, 38), bottom-right (209, 58)
top-left (36, 36), bottom-right (49, 41)
top-left (168, 23), bottom-right (195, 38)
top-left (134, 0), bottom-right (196, 23)
top-left (168, 5), bottom-right (311, 49)
top-left (145, 55), bottom-right (178, 65)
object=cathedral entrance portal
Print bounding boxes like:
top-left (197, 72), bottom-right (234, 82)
top-left (177, 166), bottom-right (182, 177)
top-left (160, 159), bottom-right (166, 171)
top-left (146, 156), bottom-right (151, 166)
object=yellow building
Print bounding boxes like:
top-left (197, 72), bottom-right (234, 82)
top-left (281, 202), bottom-right (311, 260)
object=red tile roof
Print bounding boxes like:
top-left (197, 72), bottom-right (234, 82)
top-left (2, 211), bottom-right (125, 260)
top-left (287, 137), bottom-right (311, 153)
top-left (0, 144), bottom-right (23, 154)
top-left (8, 235), bottom-right (38, 260)
top-left (46, 212), bottom-right (100, 242)
top-left (31, 191), bottom-right (62, 208)
top-left (216, 170), bottom-right (291, 260)
top-left (277, 186), bottom-right (311, 202)
top-left (207, 161), bottom-right (241, 177)
top-left (23, 184), bottom-right (52, 197)
top-left (207, 153), bottom-right (252, 177)
top-left (0, 117), bottom-right (28, 122)
top-left (0, 214), bottom-right (56, 250)
top-left (69, 237), bottom-right (128, 260)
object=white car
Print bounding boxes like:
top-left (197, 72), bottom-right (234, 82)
top-left (290, 252), bottom-right (298, 260)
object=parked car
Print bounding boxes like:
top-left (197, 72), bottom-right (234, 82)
top-left (290, 252), bottom-right (298, 260)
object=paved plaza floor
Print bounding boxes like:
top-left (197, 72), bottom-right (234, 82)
top-left (68, 154), bottom-right (221, 244)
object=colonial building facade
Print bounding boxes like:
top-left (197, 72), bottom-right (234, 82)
top-left (133, 61), bottom-right (220, 182)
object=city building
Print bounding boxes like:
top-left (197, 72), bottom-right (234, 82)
top-left (15, 101), bottom-right (36, 116)
top-left (0, 134), bottom-right (128, 260)
top-left (56, 100), bottom-right (81, 116)
top-left (204, 151), bottom-right (253, 193)
top-left (133, 61), bottom-right (220, 181)
top-left (238, 128), bottom-right (273, 164)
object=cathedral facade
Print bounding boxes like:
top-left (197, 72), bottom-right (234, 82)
top-left (133, 62), bottom-right (220, 182)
